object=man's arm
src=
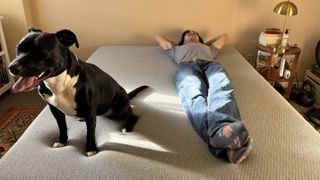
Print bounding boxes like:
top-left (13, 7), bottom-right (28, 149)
top-left (205, 33), bottom-right (229, 50)
top-left (155, 34), bottom-right (173, 50)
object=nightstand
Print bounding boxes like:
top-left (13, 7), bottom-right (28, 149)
top-left (256, 44), bottom-right (301, 99)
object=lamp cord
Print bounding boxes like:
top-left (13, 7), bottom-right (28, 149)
top-left (295, 71), bottom-right (299, 88)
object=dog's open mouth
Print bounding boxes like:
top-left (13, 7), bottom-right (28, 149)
top-left (12, 69), bottom-right (52, 92)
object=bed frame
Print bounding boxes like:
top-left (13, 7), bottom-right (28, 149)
top-left (1, 45), bottom-right (319, 179)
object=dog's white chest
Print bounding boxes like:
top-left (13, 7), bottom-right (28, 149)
top-left (42, 70), bottom-right (79, 117)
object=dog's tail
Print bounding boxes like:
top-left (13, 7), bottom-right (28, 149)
top-left (128, 85), bottom-right (149, 99)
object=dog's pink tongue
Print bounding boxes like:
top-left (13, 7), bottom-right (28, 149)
top-left (12, 76), bottom-right (36, 92)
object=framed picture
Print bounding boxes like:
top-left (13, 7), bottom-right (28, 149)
top-left (256, 50), bottom-right (272, 72)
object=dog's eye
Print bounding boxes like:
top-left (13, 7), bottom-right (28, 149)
top-left (16, 42), bottom-right (31, 54)
top-left (16, 45), bottom-right (25, 53)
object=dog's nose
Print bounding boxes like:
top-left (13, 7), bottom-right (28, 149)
top-left (8, 63), bottom-right (22, 75)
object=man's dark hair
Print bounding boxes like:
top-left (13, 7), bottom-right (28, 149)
top-left (178, 30), bottom-right (204, 46)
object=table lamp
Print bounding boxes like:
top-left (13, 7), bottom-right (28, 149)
top-left (273, 0), bottom-right (298, 46)
top-left (273, 0), bottom-right (298, 53)
top-left (272, 1), bottom-right (298, 77)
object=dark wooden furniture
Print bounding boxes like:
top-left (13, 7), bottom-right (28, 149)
top-left (256, 44), bottom-right (301, 99)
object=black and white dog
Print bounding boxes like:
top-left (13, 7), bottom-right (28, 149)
top-left (8, 28), bottom-right (148, 156)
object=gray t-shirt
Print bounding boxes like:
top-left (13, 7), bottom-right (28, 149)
top-left (166, 42), bottom-right (220, 65)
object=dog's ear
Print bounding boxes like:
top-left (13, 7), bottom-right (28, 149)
top-left (55, 29), bottom-right (79, 48)
top-left (28, 27), bottom-right (42, 33)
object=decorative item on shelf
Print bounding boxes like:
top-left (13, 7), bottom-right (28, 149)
top-left (284, 69), bottom-right (291, 79)
top-left (280, 29), bottom-right (289, 48)
top-left (278, 55), bottom-right (286, 77)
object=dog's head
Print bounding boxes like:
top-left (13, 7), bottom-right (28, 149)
top-left (9, 28), bottom-right (79, 92)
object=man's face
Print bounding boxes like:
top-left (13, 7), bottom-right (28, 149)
top-left (184, 31), bottom-right (200, 44)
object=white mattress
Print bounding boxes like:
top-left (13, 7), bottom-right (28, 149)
top-left (1, 45), bottom-right (320, 179)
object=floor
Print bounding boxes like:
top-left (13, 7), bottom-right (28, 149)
top-left (289, 100), bottom-right (311, 114)
top-left (289, 98), bottom-right (320, 132)
top-left (0, 90), bottom-right (46, 117)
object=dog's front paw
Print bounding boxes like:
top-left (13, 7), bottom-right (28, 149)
top-left (52, 142), bottom-right (66, 148)
top-left (86, 151), bottom-right (97, 157)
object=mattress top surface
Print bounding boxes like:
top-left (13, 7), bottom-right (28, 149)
top-left (0, 45), bottom-right (320, 180)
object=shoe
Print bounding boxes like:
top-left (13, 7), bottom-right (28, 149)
top-left (227, 137), bottom-right (253, 164)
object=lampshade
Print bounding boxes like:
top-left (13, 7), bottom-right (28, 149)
top-left (273, 0), bottom-right (298, 16)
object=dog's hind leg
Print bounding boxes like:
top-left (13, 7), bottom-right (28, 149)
top-left (108, 104), bottom-right (138, 132)
top-left (110, 90), bottom-right (139, 133)
top-left (49, 104), bottom-right (68, 148)
top-left (121, 105), bottom-right (139, 133)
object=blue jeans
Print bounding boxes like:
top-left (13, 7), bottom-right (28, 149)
top-left (175, 61), bottom-right (242, 157)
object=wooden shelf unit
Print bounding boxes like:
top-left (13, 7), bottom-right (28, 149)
top-left (256, 44), bottom-right (301, 99)
top-left (0, 16), bottom-right (14, 96)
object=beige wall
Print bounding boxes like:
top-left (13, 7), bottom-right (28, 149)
top-left (1, 0), bottom-right (320, 82)
top-left (0, 0), bottom-right (29, 60)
